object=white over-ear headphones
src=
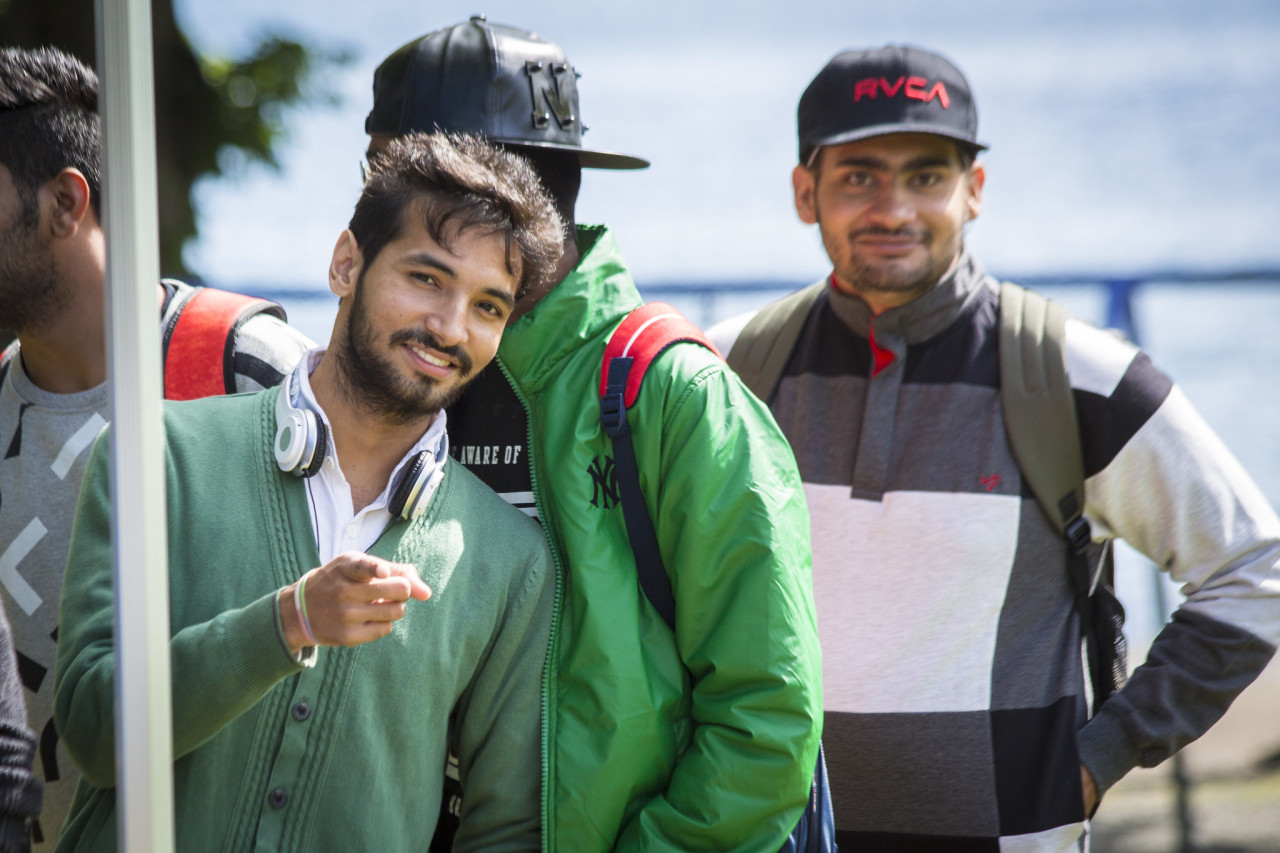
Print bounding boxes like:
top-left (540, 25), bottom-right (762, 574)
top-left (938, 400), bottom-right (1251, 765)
top-left (275, 365), bottom-right (326, 478)
top-left (388, 444), bottom-right (447, 521)
top-left (273, 362), bottom-right (446, 521)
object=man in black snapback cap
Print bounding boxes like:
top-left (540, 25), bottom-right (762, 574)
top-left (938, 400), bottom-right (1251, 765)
top-left (713, 44), bottom-right (1280, 851)
top-left (365, 17), bottom-right (823, 853)
top-left (366, 16), bottom-right (647, 172)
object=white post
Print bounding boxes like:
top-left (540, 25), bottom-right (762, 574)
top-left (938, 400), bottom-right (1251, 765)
top-left (94, 0), bottom-right (176, 850)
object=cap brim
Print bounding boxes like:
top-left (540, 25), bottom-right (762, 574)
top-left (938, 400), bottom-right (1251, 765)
top-left (809, 122), bottom-right (988, 157)
top-left (498, 138), bottom-right (650, 170)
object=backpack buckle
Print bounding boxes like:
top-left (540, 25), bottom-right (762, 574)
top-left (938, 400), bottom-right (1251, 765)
top-left (1065, 516), bottom-right (1092, 558)
top-left (600, 356), bottom-right (633, 438)
top-left (600, 390), bottom-right (627, 437)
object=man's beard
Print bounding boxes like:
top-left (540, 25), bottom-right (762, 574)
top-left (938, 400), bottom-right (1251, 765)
top-left (331, 274), bottom-right (476, 426)
top-left (825, 225), bottom-right (962, 297)
top-left (0, 206), bottom-right (66, 332)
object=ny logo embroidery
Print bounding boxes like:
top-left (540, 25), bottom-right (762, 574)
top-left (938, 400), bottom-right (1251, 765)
top-left (524, 60), bottom-right (577, 130)
top-left (587, 455), bottom-right (619, 510)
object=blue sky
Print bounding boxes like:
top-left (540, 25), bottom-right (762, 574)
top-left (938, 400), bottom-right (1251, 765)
top-left (175, 0), bottom-right (1280, 292)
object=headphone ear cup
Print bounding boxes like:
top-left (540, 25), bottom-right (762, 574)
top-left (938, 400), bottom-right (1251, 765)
top-left (299, 414), bottom-right (327, 478)
top-left (389, 451), bottom-right (430, 520)
top-left (274, 374), bottom-right (327, 478)
top-left (274, 379), bottom-right (305, 473)
top-left (274, 410), bottom-right (304, 472)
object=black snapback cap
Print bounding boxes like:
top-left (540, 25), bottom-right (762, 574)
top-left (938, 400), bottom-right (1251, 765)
top-left (798, 45), bottom-right (987, 165)
top-left (367, 15), bottom-right (648, 170)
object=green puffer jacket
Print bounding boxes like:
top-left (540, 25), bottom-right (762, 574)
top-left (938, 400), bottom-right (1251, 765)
top-left (497, 226), bottom-right (823, 851)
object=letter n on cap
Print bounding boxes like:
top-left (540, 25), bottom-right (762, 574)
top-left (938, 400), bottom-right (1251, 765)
top-left (524, 61), bottom-right (576, 129)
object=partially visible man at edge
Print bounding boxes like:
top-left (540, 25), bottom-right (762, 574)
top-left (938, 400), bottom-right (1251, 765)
top-left (0, 46), bottom-right (313, 848)
top-left (53, 132), bottom-right (562, 851)
top-left (366, 17), bottom-right (823, 852)
top-left (710, 45), bottom-right (1280, 850)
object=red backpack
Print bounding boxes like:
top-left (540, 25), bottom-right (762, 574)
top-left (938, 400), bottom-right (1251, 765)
top-left (1, 286), bottom-right (283, 399)
top-left (160, 286), bottom-right (287, 400)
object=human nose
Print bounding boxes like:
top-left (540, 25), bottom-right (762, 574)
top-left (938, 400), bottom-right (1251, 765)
top-left (864, 181), bottom-right (914, 229)
top-left (424, 295), bottom-right (468, 347)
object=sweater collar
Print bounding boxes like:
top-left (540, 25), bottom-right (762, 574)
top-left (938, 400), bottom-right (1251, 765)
top-left (826, 251), bottom-right (991, 345)
top-left (3, 344), bottom-right (110, 411)
top-left (495, 224), bottom-right (642, 394)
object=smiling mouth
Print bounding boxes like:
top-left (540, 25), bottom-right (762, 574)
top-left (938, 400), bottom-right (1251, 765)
top-left (851, 229), bottom-right (929, 255)
top-left (390, 329), bottom-right (473, 377)
top-left (408, 343), bottom-right (455, 370)
top-left (856, 240), bottom-right (920, 258)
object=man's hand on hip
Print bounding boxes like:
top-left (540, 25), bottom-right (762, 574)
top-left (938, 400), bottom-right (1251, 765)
top-left (1081, 763), bottom-right (1099, 817)
top-left (279, 552), bottom-right (432, 654)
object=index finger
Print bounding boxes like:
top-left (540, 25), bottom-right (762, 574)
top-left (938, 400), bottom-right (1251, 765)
top-left (386, 561), bottom-right (432, 601)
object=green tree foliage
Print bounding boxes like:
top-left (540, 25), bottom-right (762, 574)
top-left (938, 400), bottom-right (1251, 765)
top-left (0, 0), bottom-right (344, 275)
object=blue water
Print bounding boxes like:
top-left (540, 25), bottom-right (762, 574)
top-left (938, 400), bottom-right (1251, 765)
top-left (173, 0), bottom-right (1280, 651)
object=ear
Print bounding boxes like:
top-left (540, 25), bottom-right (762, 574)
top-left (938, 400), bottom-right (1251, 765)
top-left (49, 168), bottom-right (94, 238)
top-left (329, 230), bottom-right (362, 298)
top-left (792, 164), bottom-right (818, 225)
top-left (965, 160), bottom-right (986, 222)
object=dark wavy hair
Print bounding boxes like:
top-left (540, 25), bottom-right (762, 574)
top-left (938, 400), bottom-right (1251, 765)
top-left (0, 46), bottom-right (101, 221)
top-left (350, 132), bottom-right (564, 300)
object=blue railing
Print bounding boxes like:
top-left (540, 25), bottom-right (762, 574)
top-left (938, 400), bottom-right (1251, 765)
top-left (622, 268), bottom-right (1280, 343)
top-left (242, 268), bottom-right (1280, 346)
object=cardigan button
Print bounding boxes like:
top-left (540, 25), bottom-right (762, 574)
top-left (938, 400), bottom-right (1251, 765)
top-left (268, 787), bottom-right (288, 809)
top-left (291, 701), bottom-right (311, 722)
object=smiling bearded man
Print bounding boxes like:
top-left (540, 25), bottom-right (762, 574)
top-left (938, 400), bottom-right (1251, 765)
top-left (333, 239), bottom-right (481, 424)
top-left (53, 132), bottom-right (566, 853)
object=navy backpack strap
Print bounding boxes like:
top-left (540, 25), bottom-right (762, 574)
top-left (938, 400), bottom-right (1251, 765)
top-left (599, 303), bottom-right (719, 630)
top-left (601, 357), bottom-right (674, 628)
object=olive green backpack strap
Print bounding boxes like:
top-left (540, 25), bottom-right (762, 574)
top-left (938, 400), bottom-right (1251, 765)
top-left (999, 282), bottom-right (1126, 713)
top-left (725, 280), bottom-right (826, 402)
top-left (997, 282), bottom-right (1088, 542)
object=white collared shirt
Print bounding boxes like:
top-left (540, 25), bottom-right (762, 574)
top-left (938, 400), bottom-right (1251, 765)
top-left (293, 349), bottom-right (448, 563)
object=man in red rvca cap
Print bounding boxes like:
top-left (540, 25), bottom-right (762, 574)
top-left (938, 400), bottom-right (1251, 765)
top-left (712, 43), bottom-right (1280, 852)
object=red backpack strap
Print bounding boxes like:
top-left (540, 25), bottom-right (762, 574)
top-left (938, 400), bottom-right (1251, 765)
top-left (162, 287), bottom-right (286, 401)
top-left (0, 341), bottom-right (17, 384)
top-left (598, 302), bottom-right (721, 407)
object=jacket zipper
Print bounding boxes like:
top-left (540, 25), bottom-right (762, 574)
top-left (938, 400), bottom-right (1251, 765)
top-left (497, 356), bottom-right (564, 853)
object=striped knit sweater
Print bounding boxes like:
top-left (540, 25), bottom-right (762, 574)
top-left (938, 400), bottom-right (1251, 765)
top-left (712, 253), bottom-right (1280, 851)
